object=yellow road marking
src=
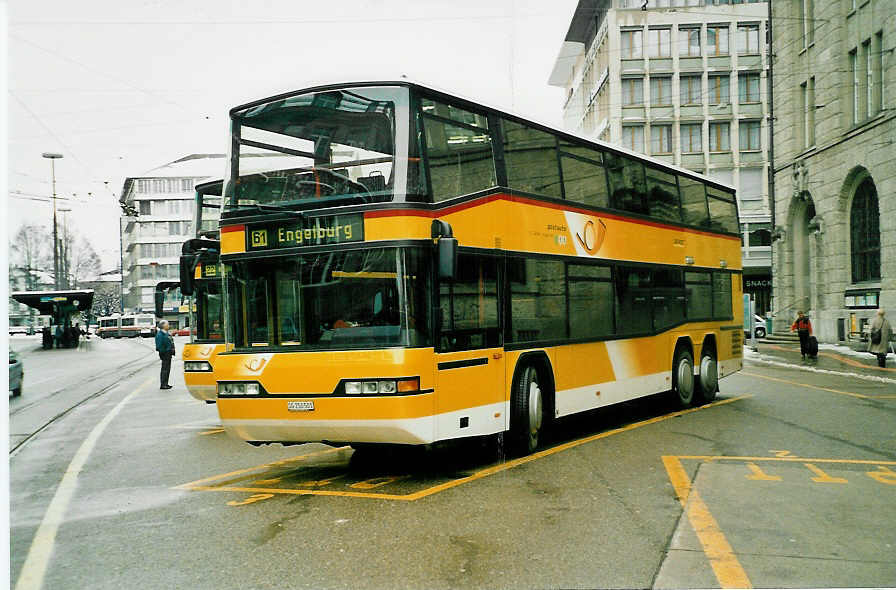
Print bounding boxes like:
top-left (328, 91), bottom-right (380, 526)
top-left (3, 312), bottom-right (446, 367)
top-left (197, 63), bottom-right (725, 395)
top-left (177, 395), bottom-right (752, 501)
top-left (804, 463), bottom-right (848, 484)
top-left (741, 371), bottom-right (872, 399)
top-left (671, 455), bottom-right (896, 465)
top-left (15, 376), bottom-right (153, 590)
top-left (662, 456), bottom-right (752, 589)
top-left (199, 429), bottom-right (225, 436)
top-left (745, 463), bottom-right (781, 481)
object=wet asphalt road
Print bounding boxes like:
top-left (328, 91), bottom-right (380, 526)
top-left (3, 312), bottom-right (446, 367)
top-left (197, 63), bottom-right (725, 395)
top-left (8, 339), bottom-right (896, 589)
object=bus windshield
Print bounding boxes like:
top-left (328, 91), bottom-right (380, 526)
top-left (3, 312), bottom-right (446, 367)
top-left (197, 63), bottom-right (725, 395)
top-left (226, 86), bottom-right (417, 213)
top-left (225, 247), bottom-right (431, 350)
top-left (194, 278), bottom-right (224, 342)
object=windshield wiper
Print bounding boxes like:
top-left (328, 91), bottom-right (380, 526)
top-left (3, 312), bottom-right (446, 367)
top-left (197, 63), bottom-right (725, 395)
top-left (235, 203), bottom-right (305, 215)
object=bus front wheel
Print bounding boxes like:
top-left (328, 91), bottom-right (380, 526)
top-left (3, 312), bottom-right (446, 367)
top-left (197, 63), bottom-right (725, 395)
top-left (672, 348), bottom-right (695, 408)
top-left (509, 365), bottom-right (543, 456)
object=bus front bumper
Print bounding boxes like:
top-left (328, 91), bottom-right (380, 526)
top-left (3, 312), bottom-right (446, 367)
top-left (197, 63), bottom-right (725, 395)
top-left (216, 394), bottom-right (437, 445)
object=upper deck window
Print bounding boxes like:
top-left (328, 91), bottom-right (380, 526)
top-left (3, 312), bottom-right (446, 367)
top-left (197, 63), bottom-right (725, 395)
top-left (421, 97), bottom-right (496, 202)
top-left (225, 86), bottom-right (415, 214)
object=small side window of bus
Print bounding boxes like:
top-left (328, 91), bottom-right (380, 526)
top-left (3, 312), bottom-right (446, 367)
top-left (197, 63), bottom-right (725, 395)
top-left (421, 99), bottom-right (495, 202)
top-left (605, 153), bottom-right (649, 216)
top-left (614, 266), bottom-right (652, 335)
top-left (645, 166), bottom-right (682, 223)
top-left (508, 258), bottom-right (567, 344)
top-left (712, 272), bottom-right (733, 320)
top-left (501, 119), bottom-right (562, 199)
top-left (706, 192), bottom-right (739, 234)
top-left (559, 142), bottom-right (609, 209)
top-left (568, 262), bottom-right (614, 339)
top-left (652, 268), bottom-right (685, 331)
top-left (679, 175), bottom-right (710, 227)
top-left (685, 271), bottom-right (712, 319)
top-left (439, 255), bottom-right (499, 351)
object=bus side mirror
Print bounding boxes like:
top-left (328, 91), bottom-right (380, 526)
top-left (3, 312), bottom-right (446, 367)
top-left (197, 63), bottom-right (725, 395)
top-left (154, 291), bottom-right (164, 318)
top-left (437, 237), bottom-right (458, 280)
top-left (432, 220), bottom-right (457, 281)
top-left (179, 254), bottom-right (196, 296)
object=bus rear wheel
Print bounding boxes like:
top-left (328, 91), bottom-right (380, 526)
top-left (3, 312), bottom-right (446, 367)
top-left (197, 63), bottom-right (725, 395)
top-left (671, 348), bottom-right (695, 408)
top-left (695, 348), bottom-right (718, 404)
top-left (509, 365), bottom-right (544, 456)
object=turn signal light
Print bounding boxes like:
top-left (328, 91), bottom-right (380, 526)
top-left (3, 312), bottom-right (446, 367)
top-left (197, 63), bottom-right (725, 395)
top-left (397, 378), bottom-right (419, 393)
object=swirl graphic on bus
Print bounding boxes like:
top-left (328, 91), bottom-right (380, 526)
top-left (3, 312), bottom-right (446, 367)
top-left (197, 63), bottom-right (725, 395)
top-left (575, 218), bottom-right (607, 256)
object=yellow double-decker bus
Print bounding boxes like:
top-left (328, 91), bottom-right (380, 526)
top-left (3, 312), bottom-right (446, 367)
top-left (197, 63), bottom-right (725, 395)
top-left (215, 81), bottom-right (743, 455)
top-left (179, 180), bottom-right (225, 403)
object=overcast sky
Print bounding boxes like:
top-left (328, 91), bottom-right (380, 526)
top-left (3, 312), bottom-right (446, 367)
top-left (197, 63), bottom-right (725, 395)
top-left (5, 0), bottom-right (578, 271)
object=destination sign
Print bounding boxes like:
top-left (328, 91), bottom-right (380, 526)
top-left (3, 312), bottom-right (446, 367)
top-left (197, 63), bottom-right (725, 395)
top-left (246, 214), bottom-right (364, 250)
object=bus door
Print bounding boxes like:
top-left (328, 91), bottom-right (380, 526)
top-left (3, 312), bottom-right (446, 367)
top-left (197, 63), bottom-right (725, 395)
top-left (435, 255), bottom-right (505, 439)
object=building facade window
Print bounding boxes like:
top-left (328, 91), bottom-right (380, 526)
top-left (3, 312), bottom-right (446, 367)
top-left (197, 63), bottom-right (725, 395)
top-left (863, 39), bottom-right (873, 118)
top-left (738, 72), bottom-right (760, 103)
top-left (648, 28), bottom-right (672, 58)
top-left (622, 125), bottom-right (645, 153)
top-left (621, 29), bottom-right (643, 59)
top-left (709, 121), bottom-right (730, 152)
top-left (680, 74), bottom-right (702, 105)
top-left (707, 26), bottom-right (729, 55)
top-left (679, 27), bottom-right (701, 56)
top-left (850, 178), bottom-right (880, 283)
top-left (874, 31), bottom-right (884, 115)
top-left (739, 120), bottom-right (761, 151)
top-left (737, 24), bottom-right (760, 54)
top-left (680, 123), bottom-right (702, 153)
top-left (650, 77), bottom-right (672, 105)
top-left (850, 48), bottom-right (859, 125)
top-left (622, 78), bottom-right (644, 105)
top-left (651, 125), bottom-right (673, 154)
top-left (800, 0), bottom-right (815, 48)
top-left (739, 168), bottom-right (764, 211)
top-left (708, 74), bottom-right (730, 104)
top-left (800, 77), bottom-right (815, 148)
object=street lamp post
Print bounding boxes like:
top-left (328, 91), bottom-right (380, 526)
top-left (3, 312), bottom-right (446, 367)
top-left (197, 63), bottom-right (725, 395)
top-left (42, 152), bottom-right (64, 289)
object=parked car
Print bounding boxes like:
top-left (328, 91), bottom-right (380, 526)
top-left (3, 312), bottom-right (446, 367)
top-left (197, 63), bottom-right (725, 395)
top-left (745, 314), bottom-right (767, 339)
top-left (9, 351), bottom-right (23, 397)
top-left (9, 325), bottom-right (34, 336)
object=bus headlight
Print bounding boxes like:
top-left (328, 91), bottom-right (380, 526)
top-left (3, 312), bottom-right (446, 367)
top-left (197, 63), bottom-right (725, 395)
top-left (218, 381), bottom-right (264, 396)
top-left (184, 361), bottom-right (213, 372)
top-left (339, 378), bottom-right (420, 395)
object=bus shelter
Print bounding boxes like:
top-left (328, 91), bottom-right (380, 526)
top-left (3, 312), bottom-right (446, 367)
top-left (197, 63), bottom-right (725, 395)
top-left (11, 290), bottom-right (94, 349)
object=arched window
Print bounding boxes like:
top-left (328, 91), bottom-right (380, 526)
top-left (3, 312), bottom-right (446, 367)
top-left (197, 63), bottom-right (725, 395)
top-left (850, 178), bottom-right (880, 283)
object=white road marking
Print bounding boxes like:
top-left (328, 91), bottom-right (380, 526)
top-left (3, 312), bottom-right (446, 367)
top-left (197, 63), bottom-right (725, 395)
top-left (14, 376), bottom-right (152, 590)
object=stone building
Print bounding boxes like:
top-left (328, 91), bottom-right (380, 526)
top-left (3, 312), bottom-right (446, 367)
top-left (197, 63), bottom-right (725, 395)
top-left (549, 0), bottom-right (773, 313)
top-left (770, 0), bottom-right (894, 341)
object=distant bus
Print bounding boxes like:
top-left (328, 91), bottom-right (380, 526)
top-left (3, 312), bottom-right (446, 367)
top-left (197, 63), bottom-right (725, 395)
top-left (180, 180), bottom-right (224, 403)
top-left (214, 81), bottom-right (743, 455)
top-left (97, 315), bottom-right (121, 339)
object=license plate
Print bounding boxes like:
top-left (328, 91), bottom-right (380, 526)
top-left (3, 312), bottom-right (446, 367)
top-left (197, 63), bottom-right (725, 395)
top-left (287, 400), bottom-right (314, 412)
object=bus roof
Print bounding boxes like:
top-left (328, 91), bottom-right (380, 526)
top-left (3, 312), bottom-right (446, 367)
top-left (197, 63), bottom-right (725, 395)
top-left (229, 79), bottom-right (736, 195)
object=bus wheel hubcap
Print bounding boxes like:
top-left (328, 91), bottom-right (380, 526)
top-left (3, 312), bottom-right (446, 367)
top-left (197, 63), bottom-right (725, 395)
top-left (529, 379), bottom-right (543, 433)
top-left (678, 359), bottom-right (694, 397)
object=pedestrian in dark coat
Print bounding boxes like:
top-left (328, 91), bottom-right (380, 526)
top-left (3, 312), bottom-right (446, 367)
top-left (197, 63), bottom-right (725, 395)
top-left (155, 320), bottom-right (175, 389)
top-left (790, 310), bottom-right (813, 359)
top-left (868, 309), bottom-right (893, 368)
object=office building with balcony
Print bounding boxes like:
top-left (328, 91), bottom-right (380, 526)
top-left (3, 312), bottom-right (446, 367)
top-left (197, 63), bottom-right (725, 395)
top-left (769, 0), bottom-right (894, 343)
top-left (549, 0), bottom-right (772, 312)
top-left (118, 154), bottom-right (225, 327)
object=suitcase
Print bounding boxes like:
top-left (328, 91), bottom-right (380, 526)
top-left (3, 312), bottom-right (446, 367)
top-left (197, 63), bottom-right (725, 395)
top-left (807, 336), bottom-right (818, 358)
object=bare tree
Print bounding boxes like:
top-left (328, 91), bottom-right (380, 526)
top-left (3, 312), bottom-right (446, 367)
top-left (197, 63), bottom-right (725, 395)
top-left (65, 234), bottom-right (102, 288)
top-left (9, 224), bottom-right (52, 290)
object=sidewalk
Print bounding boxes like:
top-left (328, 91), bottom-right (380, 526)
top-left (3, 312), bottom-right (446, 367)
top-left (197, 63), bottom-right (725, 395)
top-left (744, 339), bottom-right (896, 384)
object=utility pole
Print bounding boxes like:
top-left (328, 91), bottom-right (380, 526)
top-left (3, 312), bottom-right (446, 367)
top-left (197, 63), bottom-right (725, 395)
top-left (42, 152), bottom-right (64, 289)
